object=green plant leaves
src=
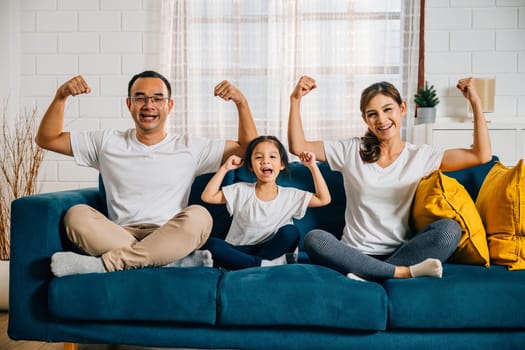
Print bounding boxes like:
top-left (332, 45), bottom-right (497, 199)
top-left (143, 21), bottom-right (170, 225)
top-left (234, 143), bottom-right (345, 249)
top-left (414, 81), bottom-right (440, 108)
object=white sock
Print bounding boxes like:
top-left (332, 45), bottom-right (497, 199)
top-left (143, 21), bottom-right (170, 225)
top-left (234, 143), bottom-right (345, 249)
top-left (409, 258), bottom-right (443, 278)
top-left (51, 252), bottom-right (106, 277)
top-left (346, 273), bottom-right (367, 282)
top-left (260, 254), bottom-right (287, 267)
top-left (165, 250), bottom-right (213, 268)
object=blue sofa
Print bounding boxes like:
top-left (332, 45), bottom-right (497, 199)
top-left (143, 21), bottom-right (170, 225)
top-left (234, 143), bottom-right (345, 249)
top-left (8, 156), bottom-right (525, 349)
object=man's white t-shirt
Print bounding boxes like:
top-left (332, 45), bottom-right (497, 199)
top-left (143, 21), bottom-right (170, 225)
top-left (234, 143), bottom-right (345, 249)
top-left (222, 182), bottom-right (313, 246)
top-left (70, 129), bottom-right (224, 226)
top-left (324, 137), bottom-right (443, 255)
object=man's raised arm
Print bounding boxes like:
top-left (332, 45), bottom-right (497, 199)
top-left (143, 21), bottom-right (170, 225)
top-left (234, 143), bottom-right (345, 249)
top-left (35, 75), bottom-right (91, 156)
top-left (214, 80), bottom-right (258, 162)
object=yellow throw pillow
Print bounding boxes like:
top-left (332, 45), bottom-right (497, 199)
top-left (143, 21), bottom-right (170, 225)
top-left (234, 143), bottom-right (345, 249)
top-left (475, 160), bottom-right (525, 270)
top-left (412, 170), bottom-right (490, 267)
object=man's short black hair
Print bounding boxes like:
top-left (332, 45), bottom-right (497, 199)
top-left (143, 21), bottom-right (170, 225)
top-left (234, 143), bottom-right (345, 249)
top-left (128, 70), bottom-right (172, 98)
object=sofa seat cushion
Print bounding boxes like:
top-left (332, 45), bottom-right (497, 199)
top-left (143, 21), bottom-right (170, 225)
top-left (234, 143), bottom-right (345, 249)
top-left (384, 264), bottom-right (525, 329)
top-left (217, 264), bottom-right (388, 331)
top-left (48, 267), bottom-right (221, 324)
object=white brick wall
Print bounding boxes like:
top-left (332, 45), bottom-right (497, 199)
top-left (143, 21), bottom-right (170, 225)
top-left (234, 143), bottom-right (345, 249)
top-left (2, 0), bottom-right (524, 192)
top-left (426, 1), bottom-right (525, 121)
top-left (16, 0), bottom-right (161, 192)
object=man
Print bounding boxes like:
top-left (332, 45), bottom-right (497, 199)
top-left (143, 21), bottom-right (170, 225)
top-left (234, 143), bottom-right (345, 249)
top-left (36, 70), bottom-right (258, 276)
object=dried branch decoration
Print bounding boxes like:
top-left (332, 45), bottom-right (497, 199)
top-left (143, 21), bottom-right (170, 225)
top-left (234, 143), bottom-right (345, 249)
top-left (0, 104), bottom-right (45, 260)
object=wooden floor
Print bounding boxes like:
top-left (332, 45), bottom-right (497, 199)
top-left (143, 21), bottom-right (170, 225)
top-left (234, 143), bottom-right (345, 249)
top-left (0, 312), bottom-right (196, 350)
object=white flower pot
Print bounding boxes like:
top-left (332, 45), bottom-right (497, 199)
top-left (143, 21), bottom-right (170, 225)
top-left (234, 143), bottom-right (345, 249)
top-left (415, 107), bottom-right (437, 125)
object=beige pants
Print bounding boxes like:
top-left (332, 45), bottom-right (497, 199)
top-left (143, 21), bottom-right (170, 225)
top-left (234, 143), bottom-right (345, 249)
top-left (64, 204), bottom-right (212, 272)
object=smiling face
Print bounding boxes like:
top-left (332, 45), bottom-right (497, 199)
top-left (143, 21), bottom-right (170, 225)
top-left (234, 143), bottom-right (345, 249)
top-left (250, 141), bottom-right (285, 183)
top-left (362, 93), bottom-right (406, 142)
top-left (126, 77), bottom-right (174, 144)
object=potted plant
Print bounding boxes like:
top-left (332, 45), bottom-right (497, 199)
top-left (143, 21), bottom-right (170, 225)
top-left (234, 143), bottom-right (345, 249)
top-left (414, 81), bottom-right (440, 125)
top-left (0, 104), bottom-right (44, 310)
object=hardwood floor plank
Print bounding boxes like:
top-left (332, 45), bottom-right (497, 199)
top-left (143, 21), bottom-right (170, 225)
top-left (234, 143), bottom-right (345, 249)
top-left (1, 311), bottom-right (67, 350)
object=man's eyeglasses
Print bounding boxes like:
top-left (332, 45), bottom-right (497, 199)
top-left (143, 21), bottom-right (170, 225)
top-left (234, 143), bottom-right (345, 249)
top-left (129, 95), bottom-right (169, 106)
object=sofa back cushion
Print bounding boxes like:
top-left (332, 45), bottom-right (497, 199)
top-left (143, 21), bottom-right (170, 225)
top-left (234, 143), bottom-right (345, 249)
top-left (97, 156), bottom-right (497, 255)
top-left (98, 156), bottom-right (497, 243)
top-left (443, 155), bottom-right (498, 201)
top-left (188, 171), bottom-right (235, 239)
top-left (184, 158), bottom-right (498, 254)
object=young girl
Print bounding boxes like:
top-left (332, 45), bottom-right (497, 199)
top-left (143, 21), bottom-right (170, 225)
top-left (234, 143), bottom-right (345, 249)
top-left (201, 135), bottom-right (331, 270)
top-left (288, 77), bottom-right (492, 281)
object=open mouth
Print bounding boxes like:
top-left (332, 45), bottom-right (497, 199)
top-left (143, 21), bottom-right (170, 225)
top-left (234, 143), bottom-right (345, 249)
top-left (139, 113), bottom-right (159, 122)
top-left (261, 167), bottom-right (273, 175)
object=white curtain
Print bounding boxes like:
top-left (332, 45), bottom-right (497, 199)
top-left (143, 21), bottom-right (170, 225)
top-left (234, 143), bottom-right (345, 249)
top-left (160, 0), bottom-right (420, 143)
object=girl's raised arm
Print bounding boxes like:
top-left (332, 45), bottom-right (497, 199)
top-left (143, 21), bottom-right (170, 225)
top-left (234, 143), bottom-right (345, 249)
top-left (201, 155), bottom-right (244, 204)
top-left (299, 151), bottom-right (331, 207)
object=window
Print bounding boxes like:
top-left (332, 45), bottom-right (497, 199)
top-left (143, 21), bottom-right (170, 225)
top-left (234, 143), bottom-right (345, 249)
top-left (160, 0), bottom-right (419, 142)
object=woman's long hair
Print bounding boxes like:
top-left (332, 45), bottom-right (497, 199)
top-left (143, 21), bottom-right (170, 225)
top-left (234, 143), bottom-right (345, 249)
top-left (359, 81), bottom-right (403, 163)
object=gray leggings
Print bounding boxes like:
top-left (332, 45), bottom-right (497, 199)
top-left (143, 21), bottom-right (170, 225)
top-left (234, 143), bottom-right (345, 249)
top-left (303, 218), bottom-right (461, 280)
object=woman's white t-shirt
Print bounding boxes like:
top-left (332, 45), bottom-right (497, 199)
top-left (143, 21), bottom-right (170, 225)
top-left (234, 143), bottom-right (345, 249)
top-left (70, 129), bottom-right (224, 226)
top-left (222, 182), bottom-right (312, 246)
top-left (324, 137), bottom-right (443, 255)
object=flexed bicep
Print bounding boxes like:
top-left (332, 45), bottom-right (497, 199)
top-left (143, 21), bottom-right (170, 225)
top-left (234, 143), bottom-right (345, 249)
top-left (36, 76), bottom-right (91, 156)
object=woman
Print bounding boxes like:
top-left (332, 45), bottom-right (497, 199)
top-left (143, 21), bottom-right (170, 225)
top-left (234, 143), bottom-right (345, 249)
top-left (287, 76), bottom-right (491, 280)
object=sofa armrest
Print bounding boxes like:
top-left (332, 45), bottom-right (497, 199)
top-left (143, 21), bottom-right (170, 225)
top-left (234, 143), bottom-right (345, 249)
top-left (8, 187), bottom-right (103, 341)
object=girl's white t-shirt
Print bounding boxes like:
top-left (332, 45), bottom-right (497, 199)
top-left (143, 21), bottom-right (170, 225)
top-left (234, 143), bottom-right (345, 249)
top-left (222, 182), bottom-right (312, 246)
top-left (324, 137), bottom-right (443, 255)
top-left (70, 129), bottom-right (224, 226)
